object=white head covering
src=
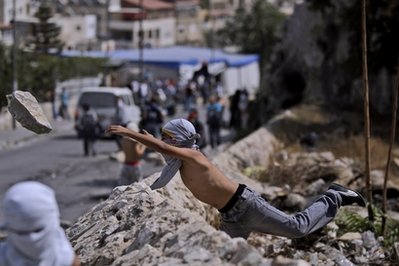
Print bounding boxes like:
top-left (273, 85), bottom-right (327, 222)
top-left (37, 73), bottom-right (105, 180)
top-left (150, 119), bottom-right (200, 190)
top-left (0, 181), bottom-right (75, 266)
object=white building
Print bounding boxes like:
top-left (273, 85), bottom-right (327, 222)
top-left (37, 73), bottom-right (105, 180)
top-left (110, 17), bottom-right (175, 48)
top-left (1, 0), bottom-right (39, 25)
top-left (57, 14), bottom-right (97, 50)
top-left (108, 0), bottom-right (176, 49)
top-left (0, 0), bottom-right (40, 45)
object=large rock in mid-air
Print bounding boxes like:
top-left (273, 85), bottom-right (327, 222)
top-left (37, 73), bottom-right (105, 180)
top-left (7, 90), bottom-right (52, 134)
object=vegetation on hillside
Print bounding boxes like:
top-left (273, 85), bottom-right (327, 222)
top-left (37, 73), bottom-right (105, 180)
top-left (0, 43), bottom-right (105, 109)
top-left (217, 1), bottom-right (286, 69)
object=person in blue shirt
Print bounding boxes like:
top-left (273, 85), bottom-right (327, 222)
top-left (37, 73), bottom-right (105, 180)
top-left (206, 95), bottom-right (224, 148)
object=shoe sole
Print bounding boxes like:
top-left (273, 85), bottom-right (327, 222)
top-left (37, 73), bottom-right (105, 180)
top-left (329, 183), bottom-right (366, 207)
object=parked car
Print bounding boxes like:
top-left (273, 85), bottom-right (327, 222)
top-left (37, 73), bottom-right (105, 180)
top-left (74, 87), bottom-right (141, 137)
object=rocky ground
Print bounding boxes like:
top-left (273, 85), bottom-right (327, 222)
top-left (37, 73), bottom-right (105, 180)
top-left (65, 104), bottom-right (399, 265)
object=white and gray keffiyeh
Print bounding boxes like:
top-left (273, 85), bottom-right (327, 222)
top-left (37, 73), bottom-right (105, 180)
top-left (150, 119), bottom-right (200, 190)
top-left (0, 181), bottom-right (74, 266)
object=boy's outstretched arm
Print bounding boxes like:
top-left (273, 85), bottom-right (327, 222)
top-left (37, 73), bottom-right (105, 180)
top-left (107, 125), bottom-right (162, 150)
top-left (106, 125), bottom-right (195, 160)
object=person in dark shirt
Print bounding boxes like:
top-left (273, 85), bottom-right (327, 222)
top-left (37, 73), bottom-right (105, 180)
top-left (187, 108), bottom-right (207, 149)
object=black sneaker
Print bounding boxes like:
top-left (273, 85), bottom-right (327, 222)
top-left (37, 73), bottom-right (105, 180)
top-left (328, 183), bottom-right (366, 207)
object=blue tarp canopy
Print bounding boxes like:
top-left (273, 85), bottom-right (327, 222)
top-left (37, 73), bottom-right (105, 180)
top-left (61, 46), bottom-right (259, 68)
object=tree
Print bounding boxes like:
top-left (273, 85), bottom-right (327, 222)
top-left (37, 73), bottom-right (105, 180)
top-left (31, 1), bottom-right (63, 54)
top-left (0, 44), bottom-right (104, 108)
top-left (199, 0), bottom-right (210, 9)
top-left (0, 44), bottom-right (13, 109)
top-left (217, 1), bottom-right (286, 69)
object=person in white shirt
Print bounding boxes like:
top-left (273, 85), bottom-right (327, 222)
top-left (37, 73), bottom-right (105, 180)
top-left (0, 181), bottom-right (80, 266)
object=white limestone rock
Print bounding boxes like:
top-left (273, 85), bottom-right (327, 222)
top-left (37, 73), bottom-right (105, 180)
top-left (7, 90), bottom-right (52, 134)
top-left (67, 180), bottom-right (271, 265)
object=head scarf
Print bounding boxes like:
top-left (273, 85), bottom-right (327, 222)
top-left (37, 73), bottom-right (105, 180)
top-left (150, 119), bottom-right (200, 190)
top-left (0, 181), bottom-right (75, 266)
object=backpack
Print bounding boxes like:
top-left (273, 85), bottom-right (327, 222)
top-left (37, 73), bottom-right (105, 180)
top-left (80, 113), bottom-right (97, 136)
top-left (207, 106), bottom-right (221, 127)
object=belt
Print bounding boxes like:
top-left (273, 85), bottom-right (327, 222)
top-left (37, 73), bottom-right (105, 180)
top-left (218, 184), bottom-right (246, 213)
top-left (125, 161), bottom-right (140, 166)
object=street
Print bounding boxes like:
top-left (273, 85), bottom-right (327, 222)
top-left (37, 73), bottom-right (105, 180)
top-left (0, 124), bottom-right (163, 224)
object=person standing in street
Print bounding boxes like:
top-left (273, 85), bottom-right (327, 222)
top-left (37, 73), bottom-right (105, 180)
top-left (59, 87), bottom-right (70, 120)
top-left (141, 96), bottom-right (164, 139)
top-left (206, 95), bottom-right (223, 148)
top-left (78, 104), bottom-right (98, 157)
top-left (187, 108), bottom-right (207, 149)
top-left (119, 122), bottom-right (147, 185)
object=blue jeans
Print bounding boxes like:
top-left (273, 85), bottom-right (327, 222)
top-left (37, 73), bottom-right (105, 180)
top-left (219, 186), bottom-right (341, 239)
top-left (208, 126), bottom-right (221, 148)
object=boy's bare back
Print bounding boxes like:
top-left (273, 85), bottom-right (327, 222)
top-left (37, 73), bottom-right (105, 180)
top-left (178, 149), bottom-right (238, 209)
top-left (122, 137), bottom-right (146, 163)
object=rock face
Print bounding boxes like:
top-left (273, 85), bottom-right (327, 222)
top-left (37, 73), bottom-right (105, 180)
top-left (7, 90), bottom-right (52, 134)
top-left (68, 180), bottom-right (269, 265)
top-left (261, 1), bottom-right (397, 122)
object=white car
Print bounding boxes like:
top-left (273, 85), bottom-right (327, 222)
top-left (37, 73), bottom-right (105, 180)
top-left (74, 87), bottom-right (141, 137)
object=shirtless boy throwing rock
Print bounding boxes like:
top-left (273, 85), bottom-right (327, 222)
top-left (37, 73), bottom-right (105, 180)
top-left (107, 119), bottom-right (366, 239)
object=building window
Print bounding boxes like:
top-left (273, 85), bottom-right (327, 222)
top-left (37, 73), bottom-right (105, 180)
top-left (178, 25), bottom-right (185, 34)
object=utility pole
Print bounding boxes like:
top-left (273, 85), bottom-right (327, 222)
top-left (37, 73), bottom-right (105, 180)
top-left (210, 0), bottom-right (215, 62)
top-left (103, 0), bottom-right (111, 86)
top-left (11, 0), bottom-right (18, 130)
top-left (106, 0), bottom-right (110, 38)
top-left (209, 0), bottom-right (215, 90)
top-left (138, 0), bottom-right (144, 83)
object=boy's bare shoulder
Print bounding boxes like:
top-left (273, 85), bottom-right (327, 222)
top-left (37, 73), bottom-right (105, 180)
top-left (182, 149), bottom-right (210, 164)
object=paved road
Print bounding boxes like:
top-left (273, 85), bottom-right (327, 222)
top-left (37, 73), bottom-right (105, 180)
top-left (0, 123), bottom-right (164, 224)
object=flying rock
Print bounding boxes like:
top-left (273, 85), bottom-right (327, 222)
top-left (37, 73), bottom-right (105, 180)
top-left (7, 90), bottom-right (52, 134)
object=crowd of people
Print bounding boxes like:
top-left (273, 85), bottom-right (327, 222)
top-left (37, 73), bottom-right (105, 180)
top-left (127, 75), bottom-right (251, 149)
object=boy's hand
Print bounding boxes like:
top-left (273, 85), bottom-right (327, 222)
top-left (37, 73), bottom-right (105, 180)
top-left (106, 125), bottom-right (130, 136)
top-left (141, 129), bottom-right (152, 137)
